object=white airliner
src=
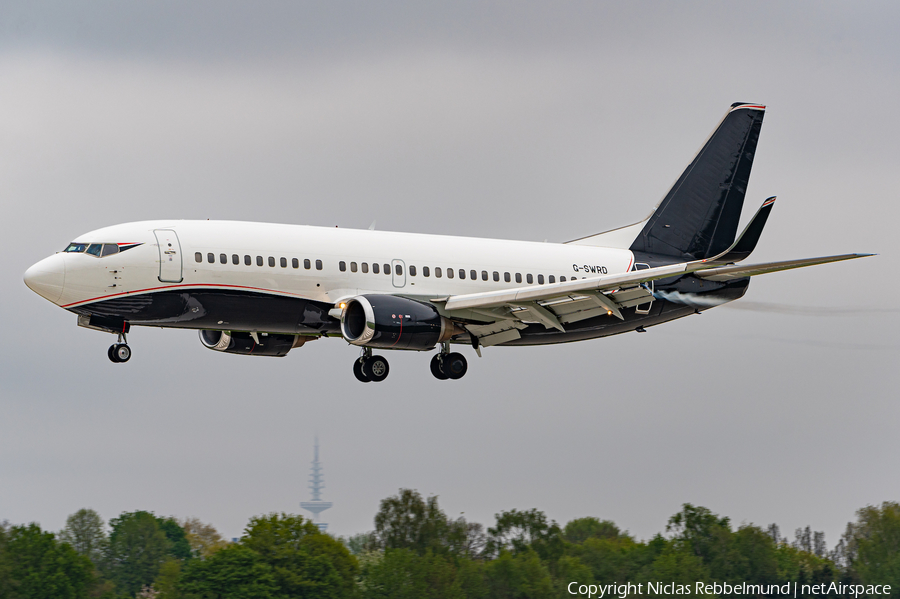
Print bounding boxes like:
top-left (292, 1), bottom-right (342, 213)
top-left (24, 103), bottom-right (870, 382)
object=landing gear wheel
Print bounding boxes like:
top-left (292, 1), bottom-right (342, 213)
top-left (109, 344), bottom-right (131, 363)
top-left (114, 344), bottom-right (131, 363)
top-left (444, 352), bottom-right (467, 379)
top-left (430, 354), bottom-right (449, 380)
top-left (353, 358), bottom-right (371, 383)
top-left (363, 355), bottom-right (390, 382)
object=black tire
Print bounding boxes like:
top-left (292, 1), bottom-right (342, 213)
top-left (444, 352), bottom-right (467, 379)
top-left (114, 344), bottom-right (132, 363)
top-left (430, 354), bottom-right (449, 380)
top-left (108, 345), bottom-right (120, 363)
top-left (353, 358), bottom-right (371, 383)
top-left (363, 355), bottom-right (390, 382)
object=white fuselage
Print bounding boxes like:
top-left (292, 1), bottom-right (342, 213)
top-left (27, 220), bottom-right (635, 315)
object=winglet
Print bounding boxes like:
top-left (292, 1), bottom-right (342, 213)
top-left (705, 196), bottom-right (776, 264)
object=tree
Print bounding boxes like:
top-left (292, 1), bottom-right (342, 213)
top-left (563, 518), bottom-right (620, 544)
top-left (180, 517), bottom-right (229, 558)
top-left (179, 544), bottom-right (278, 599)
top-left (106, 511), bottom-right (173, 595)
top-left (2, 523), bottom-right (94, 599)
top-left (242, 513), bottom-right (358, 598)
top-left (59, 508), bottom-right (107, 565)
top-left (360, 548), bottom-right (464, 599)
top-left (486, 509), bottom-right (561, 560)
top-left (842, 501), bottom-right (900, 588)
top-left (158, 517), bottom-right (192, 561)
top-left (373, 489), bottom-right (451, 556)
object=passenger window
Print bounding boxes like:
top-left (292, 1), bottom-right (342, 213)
top-left (373, 263), bottom-right (380, 274)
top-left (526, 274), bottom-right (533, 284)
top-left (208, 253), bottom-right (215, 263)
top-left (447, 268), bottom-right (454, 279)
top-left (280, 257), bottom-right (287, 268)
top-left (549, 275), bottom-right (555, 284)
top-left (423, 266), bottom-right (430, 277)
top-left (101, 244), bottom-right (119, 257)
top-left (268, 257), bottom-right (275, 267)
top-left (339, 261), bottom-right (346, 272)
top-left (304, 259), bottom-right (311, 269)
top-left (409, 265), bottom-right (416, 276)
top-left (292, 258), bottom-right (299, 268)
top-left (481, 270), bottom-right (488, 281)
top-left (383, 263), bottom-right (389, 274)
top-left (458, 269), bottom-right (465, 280)
top-left (493, 271), bottom-right (499, 282)
top-left (560, 276), bottom-right (566, 282)
top-left (316, 259), bottom-right (323, 270)
top-left (232, 254), bottom-right (239, 265)
top-left (470, 270), bottom-right (477, 280)
top-left (257, 256), bottom-right (263, 266)
top-left (504, 272), bottom-right (511, 282)
top-left (362, 262), bottom-right (369, 273)
top-left (220, 254), bottom-right (227, 264)
top-left (435, 267), bottom-right (442, 278)
top-left (395, 264), bottom-right (403, 275)
top-left (195, 252), bottom-right (202, 263)
top-left (537, 274), bottom-right (544, 284)
top-left (516, 273), bottom-right (522, 283)
top-left (350, 262), bottom-right (358, 273)
top-left (245, 255), bottom-right (251, 265)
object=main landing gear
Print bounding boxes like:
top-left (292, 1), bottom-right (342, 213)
top-left (108, 333), bottom-right (132, 364)
top-left (430, 344), bottom-right (467, 380)
top-left (352, 348), bottom-right (390, 383)
top-left (351, 344), bottom-right (470, 382)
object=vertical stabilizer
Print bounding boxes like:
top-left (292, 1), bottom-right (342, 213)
top-left (630, 103), bottom-right (765, 260)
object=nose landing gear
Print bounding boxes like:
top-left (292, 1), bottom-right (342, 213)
top-left (352, 348), bottom-right (390, 383)
top-left (108, 333), bottom-right (132, 363)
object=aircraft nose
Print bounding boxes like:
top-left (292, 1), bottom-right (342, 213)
top-left (24, 254), bottom-right (66, 304)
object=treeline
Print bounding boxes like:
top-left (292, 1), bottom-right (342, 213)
top-left (0, 493), bottom-right (897, 598)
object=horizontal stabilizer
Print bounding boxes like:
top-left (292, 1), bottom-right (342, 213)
top-left (696, 253), bottom-right (874, 282)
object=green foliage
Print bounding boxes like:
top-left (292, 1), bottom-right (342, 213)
top-left (373, 489), bottom-right (452, 556)
top-left (4, 496), bottom-right (900, 599)
top-left (106, 511), bottom-right (173, 596)
top-left (844, 501), bottom-right (900, 588)
top-left (158, 518), bottom-right (193, 562)
top-left (487, 509), bottom-right (562, 561)
top-left (483, 550), bottom-right (555, 599)
top-left (1, 523), bottom-right (94, 599)
top-left (59, 508), bottom-right (108, 565)
top-left (562, 517), bottom-right (620, 544)
top-left (179, 544), bottom-right (278, 599)
top-left (360, 548), bottom-right (464, 599)
top-left (242, 513), bottom-right (358, 599)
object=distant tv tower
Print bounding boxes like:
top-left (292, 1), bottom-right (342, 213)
top-left (300, 437), bottom-right (332, 531)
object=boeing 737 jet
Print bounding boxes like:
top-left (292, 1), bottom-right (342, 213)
top-left (24, 103), bottom-right (870, 382)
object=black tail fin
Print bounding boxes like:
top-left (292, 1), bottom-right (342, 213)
top-left (630, 103), bottom-right (765, 260)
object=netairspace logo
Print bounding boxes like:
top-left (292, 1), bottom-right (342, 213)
top-left (566, 581), bottom-right (893, 598)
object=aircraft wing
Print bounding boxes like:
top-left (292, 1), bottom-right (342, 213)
top-left (436, 263), bottom-right (689, 346)
top-left (437, 252), bottom-right (873, 347)
top-left (695, 254), bottom-right (873, 281)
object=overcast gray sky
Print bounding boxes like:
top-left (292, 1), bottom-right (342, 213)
top-left (1, 1), bottom-right (897, 545)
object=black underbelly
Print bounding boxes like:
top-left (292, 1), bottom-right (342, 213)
top-left (69, 289), bottom-right (338, 335)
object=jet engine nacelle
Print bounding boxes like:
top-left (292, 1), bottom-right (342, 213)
top-left (340, 295), bottom-right (463, 351)
top-left (199, 330), bottom-right (310, 357)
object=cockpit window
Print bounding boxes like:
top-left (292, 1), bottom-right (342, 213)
top-left (64, 243), bottom-right (88, 253)
top-left (85, 244), bottom-right (102, 256)
top-left (101, 244), bottom-right (119, 257)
